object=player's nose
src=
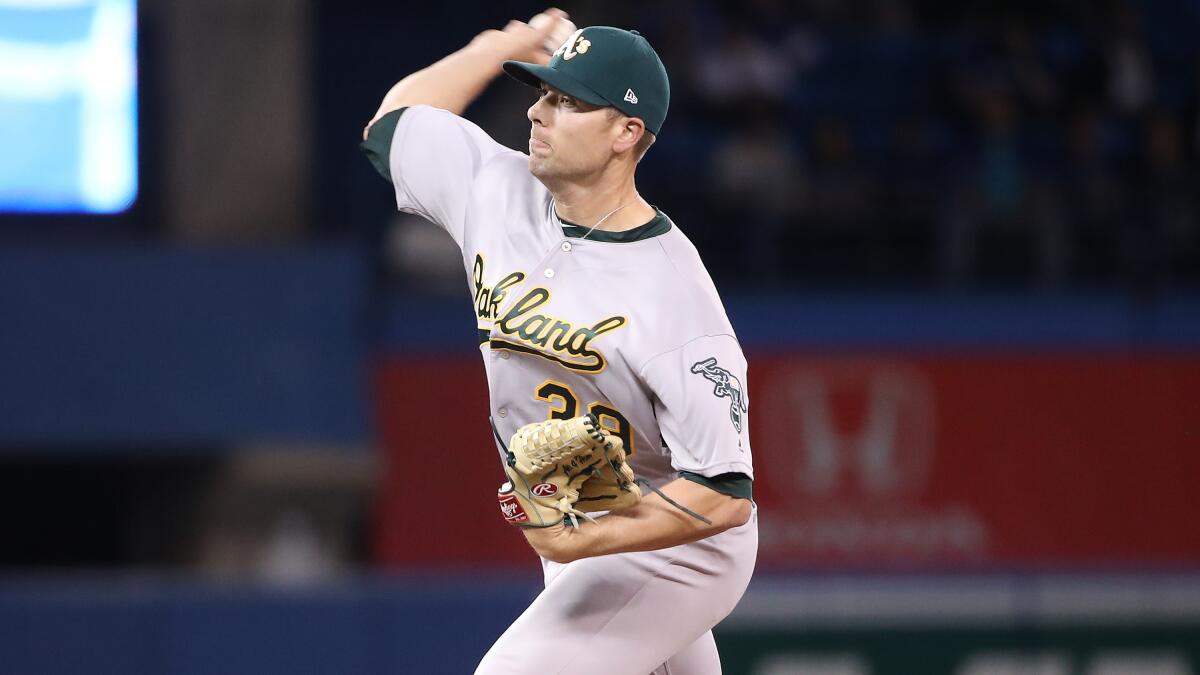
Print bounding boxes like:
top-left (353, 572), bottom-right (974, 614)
top-left (527, 95), bottom-right (548, 126)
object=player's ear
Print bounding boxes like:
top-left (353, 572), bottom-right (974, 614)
top-left (612, 117), bottom-right (646, 157)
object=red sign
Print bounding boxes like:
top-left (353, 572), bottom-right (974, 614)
top-left (372, 354), bottom-right (1200, 569)
top-left (372, 359), bottom-right (538, 567)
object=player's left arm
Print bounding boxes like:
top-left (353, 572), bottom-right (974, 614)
top-left (521, 476), bottom-right (751, 563)
top-left (524, 334), bottom-right (755, 563)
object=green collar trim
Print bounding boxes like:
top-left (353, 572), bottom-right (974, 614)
top-left (559, 210), bottom-right (672, 243)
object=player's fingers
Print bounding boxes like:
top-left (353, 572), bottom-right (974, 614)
top-left (529, 10), bottom-right (576, 58)
top-left (504, 18), bottom-right (545, 48)
top-left (538, 7), bottom-right (568, 33)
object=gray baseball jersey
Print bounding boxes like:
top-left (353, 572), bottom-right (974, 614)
top-left (364, 104), bottom-right (758, 675)
top-left (368, 104), bottom-right (753, 489)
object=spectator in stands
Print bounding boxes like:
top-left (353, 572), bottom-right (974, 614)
top-left (883, 116), bottom-right (944, 278)
top-left (1129, 111), bottom-right (1198, 287)
top-left (1002, 20), bottom-right (1061, 116)
top-left (805, 116), bottom-right (877, 232)
top-left (1104, 1), bottom-right (1157, 116)
top-left (1061, 107), bottom-right (1127, 281)
top-left (707, 105), bottom-right (805, 282)
top-left (693, 21), bottom-right (796, 110)
top-left (943, 86), bottom-right (1070, 286)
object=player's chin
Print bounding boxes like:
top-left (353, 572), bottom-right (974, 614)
top-left (527, 155), bottom-right (552, 177)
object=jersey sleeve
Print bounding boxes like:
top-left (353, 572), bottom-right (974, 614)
top-left (640, 334), bottom-right (754, 480)
top-left (360, 105), bottom-right (513, 247)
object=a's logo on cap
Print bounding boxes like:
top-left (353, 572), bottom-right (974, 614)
top-left (553, 29), bottom-right (591, 60)
top-left (624, 89), bottom-right (638, 104)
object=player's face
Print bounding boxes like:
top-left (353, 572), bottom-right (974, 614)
top-left (527, 84), bottom-right (622, 180)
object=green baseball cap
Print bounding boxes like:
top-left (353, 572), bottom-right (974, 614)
top-left (503, 26), bottom-right (670, 135)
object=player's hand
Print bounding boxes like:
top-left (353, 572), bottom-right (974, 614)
top-left (471, 7), bottom-right (574, 66)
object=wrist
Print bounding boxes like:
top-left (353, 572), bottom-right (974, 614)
top-left (469, 28), bottom-right (549, 70)
top-left (467, 30), bottom-right (526, 66)
top-left (522, 522), bottom-right (584, 563)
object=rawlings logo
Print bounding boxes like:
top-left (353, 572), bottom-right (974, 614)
top-left (531, 483), bottom-right (558, 497)
top-left (690, 357), bottom-right (749, 433)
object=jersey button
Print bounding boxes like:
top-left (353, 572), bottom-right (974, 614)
top-left (560, 242), bottom-right (572, 252)
top-left (498, 351), bottom-right (510, 360)
top-left (497, 408), bottom-right (508, 418)
top-left (543, 268), bottom-right (555, 278)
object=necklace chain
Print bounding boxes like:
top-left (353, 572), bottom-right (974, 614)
top-left (552, 197), bottom-right (637, 241)
top-left (580, 202), bottom-right (632, 241)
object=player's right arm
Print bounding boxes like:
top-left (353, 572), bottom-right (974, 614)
top-left (359, 10), bottom-right (567, 245)
top-left (362, 8), bottom-right (568, 138)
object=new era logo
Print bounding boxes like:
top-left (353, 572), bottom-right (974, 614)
top-left (624, 89), bottom-right (638, 104)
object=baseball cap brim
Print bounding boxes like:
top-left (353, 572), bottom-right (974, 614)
top-left (502, 61), bottom-right (611, 108)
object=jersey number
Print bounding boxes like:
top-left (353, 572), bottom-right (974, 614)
top-left (535, 381), bottom-right (635, 456)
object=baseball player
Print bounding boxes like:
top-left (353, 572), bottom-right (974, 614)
top-left (361, 9), bottom-right (757, 674)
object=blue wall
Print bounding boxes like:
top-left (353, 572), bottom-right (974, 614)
top-left (0, 246), bottom-right (369, 445)
top-left (0, 575), bottom-right (540, 675)
top-left (5, 574), bottom-right (1200, 675)
top-left (376, 289), bottom-right (1200, 351)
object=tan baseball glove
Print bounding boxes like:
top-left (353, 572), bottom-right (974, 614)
top-left (574, 429), bottom-right (642, 513)
top-left (496, 415), bottom-right (610, 528)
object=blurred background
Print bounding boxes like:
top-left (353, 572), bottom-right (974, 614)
top-left (1, 0), bottom-right (1199, 673)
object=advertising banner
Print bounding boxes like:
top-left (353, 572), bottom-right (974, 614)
top-left (373, 354), bottom-right (1200, 568)
top-left (750, 355), bottom-right (1200, 568)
